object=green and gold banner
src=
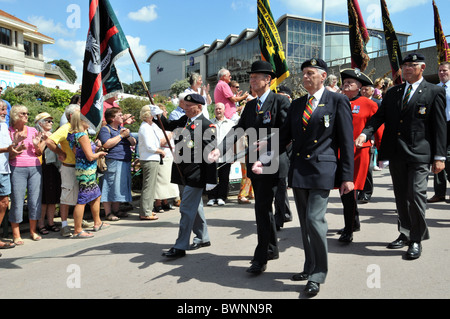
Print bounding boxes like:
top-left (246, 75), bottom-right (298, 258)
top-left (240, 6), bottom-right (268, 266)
top-left (257, 0), bottom-right (289, 90)
top-left (433, 0), bottom-right (450, 64)
top-left (381, 0), bottom-right (403, 85)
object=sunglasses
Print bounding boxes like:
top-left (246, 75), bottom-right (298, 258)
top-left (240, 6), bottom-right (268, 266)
top-left (20, 112), bottom-right (30, 116)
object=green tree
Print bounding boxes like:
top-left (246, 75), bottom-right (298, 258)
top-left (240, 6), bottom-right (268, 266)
top-left (170, 79), bottom-right (189, 96)
top-left (48, 59), bottom-right (77, 84)
top-left (123, 81), bottom-right (151, 96)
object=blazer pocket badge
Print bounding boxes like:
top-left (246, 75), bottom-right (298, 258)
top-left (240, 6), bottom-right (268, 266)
top-left (263, 111), bottom-right (272, 124)
top-left (352, 105), bottom-right (360, 114)
top-left (418, 106), bottom-right (427, 115)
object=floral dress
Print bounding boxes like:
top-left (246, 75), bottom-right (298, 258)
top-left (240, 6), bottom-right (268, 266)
top-left (67, 131), bottom-right (101, 205)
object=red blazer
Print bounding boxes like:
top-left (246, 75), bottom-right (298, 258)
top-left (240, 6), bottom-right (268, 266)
top-left (350, 96), bottom-right (381, 189)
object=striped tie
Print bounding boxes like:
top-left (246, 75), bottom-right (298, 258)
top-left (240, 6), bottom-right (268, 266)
top-left (256, 99), bottom-right (262, 112)
top-left (302, 96), bottom-right (315, 129)
top-left (402, 85), bottom-right (412, 110)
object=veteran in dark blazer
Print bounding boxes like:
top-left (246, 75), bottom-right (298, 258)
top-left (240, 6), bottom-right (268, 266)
top-left (254, 58), bottom-right (354, 296)
top-left (159, 93), bottom-right (217, 258)
top-left (209, 60), bottom-right (290, 274)
top-left (356, 53), bottom-right (447, 260)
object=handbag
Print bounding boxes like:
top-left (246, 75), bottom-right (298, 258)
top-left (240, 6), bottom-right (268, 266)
top-left (96, 125), bottom-right (112, 173)
top-left (97, 147), bottom-right (108, 173)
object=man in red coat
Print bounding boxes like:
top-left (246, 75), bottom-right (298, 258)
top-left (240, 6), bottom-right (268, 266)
top-left (339, 69), bottom-right (382, 242)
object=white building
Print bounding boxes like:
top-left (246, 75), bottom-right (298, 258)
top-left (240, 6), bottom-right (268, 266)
top-left (147, 14), bottom-right (410, 97)
top-left (0, 9), bottom-right (77, 91)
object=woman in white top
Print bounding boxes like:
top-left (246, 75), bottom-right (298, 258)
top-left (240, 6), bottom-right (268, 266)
top-left (185, 73), bottom-right (211, 119)
top-left (325, 74), bottom-right (341, 93)
top-left (153, 104), bottom-right (179, 212)
top-left (138, 105), bottom-right (170, 220)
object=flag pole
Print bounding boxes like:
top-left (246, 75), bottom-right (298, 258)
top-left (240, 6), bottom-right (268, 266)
top-left (128, 48), bottom-right (185, 184)
top-left (321, 0), bottom-right (326, 60)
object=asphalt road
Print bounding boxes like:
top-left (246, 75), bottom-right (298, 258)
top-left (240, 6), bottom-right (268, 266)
top-left (1, 168), bottom-right (450, 304)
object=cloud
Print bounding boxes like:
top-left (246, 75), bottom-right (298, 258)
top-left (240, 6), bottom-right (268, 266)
top-left (53, 39), bottom-right (86, 82)
top-left (28, 15), bottom-right (74, 37)
top-left (125, 35), bottom-right (148, 63)
top-left (128, 5), bottom-right (158, 22)
top-left (231, 1), bottom-right (256, 13)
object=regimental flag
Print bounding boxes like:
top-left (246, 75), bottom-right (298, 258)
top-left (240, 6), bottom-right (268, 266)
top-left (81, 0), bottom-right (130, 129)
top-left (347, 0), bottom-right (370, 71)
top-left (432, 0), bottom-right (450, 64)
top-left (380, 0), bottom-right (403, 85)
top-left (257, 0), bottom-right (289, 90)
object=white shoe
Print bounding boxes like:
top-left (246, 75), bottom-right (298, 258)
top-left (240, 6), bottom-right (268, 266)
top-left (373, 166), bottom-right (382, 171)
top-left (207, 199), bottom-right (216, 206)
top-left (217, 199), bottom-right (225, 206)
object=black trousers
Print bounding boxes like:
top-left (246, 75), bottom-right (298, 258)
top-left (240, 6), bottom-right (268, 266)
top-left (389, 159), bottom-right (430, 242)
top-left (250, 175), bottom-right (279, 265)
top-left (340, 190), bottom-right (360, 232)
top-left (207, 163), bottom-right (231, 201)
top-left (274, 177), bottom-right (292, 227)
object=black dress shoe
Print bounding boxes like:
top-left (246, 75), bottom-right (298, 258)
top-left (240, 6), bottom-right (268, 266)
top-left (337, 226), bottom-right (360, 234)
top-left (267, 250), bottom-right (279, 260)
top-left (387, 234), bottom-right (409, 249)
top-left (162, 247), bottom-right (186, 258)
top-left (338, 231), bottom-right (353, 243)
top-left (405, 242), bottom-right (421, 259)
top-left (427, 195), bottom-right (445, 203)
top-left (162, 203), bottom-right (174, 211)
top-left (246, 262), bottom-right (267, 274)
top-left (304, 281), bottom-right (320, 296)
top-left (189, 241), bottom-right (211, 250)
top-left (292, 272), bottom-right (309, 281)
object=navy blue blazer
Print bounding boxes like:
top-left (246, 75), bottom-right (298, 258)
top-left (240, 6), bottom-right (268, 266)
top-left (280, 88), bottom-right (354, 190)
top-left (220, 91), bottom-right (291, 179)
top-left (160, 114), bottom-right (217, 188)
top-left (362, 80), bottom-right (446, 163)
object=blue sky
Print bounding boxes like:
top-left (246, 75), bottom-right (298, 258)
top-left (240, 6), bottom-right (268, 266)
top-left (1, 0), bottom-right (448, 85)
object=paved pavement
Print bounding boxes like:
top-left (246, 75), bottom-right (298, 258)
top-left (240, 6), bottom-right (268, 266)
top-left (1, 168), bottom-right (450, 302)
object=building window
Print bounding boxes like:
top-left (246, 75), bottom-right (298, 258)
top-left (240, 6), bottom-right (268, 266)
top-left (0, 64), bottom-right (11, 71)
top-left (0, 27), bottom-right (11, 46)
top-left (24, 40), bottom-right (31, 56)
top-left (34, 43), bottom-right (39, 58)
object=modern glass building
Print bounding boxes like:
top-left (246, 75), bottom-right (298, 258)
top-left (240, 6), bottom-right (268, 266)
top-left (147, 14), bottom-right (410, 96)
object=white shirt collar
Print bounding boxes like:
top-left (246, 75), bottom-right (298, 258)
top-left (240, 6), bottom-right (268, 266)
top-left (257, 88), bottom-right (271, 106)
top-left (308, 86), bottom-right (326, 110)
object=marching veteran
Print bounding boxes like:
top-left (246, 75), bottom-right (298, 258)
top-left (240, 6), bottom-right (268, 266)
top-left (355, 53), bottom-right (447, 260)
top-left (159, 93), bottom-right (217, 258)
top-left (338, 68), bottom-right (383, 243)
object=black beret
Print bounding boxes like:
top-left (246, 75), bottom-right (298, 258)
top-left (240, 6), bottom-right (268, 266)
top-left (301, 58), bottom-right (328, 73)
top-left (340, 68), bottom-right (373, 87)
top-left (185, 93), bottom-right (205, 105)
top-left (402, 53), bottom-right (425, 64)
top-left (277, 85), bottom-right (293, 97)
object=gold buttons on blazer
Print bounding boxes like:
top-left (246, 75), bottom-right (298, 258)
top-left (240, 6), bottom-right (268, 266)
top-left (314, 140), bottom-right (318, 143)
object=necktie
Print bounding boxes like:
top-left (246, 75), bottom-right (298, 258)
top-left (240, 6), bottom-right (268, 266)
top-left (302, 96), bottom-right (315, 129)
top-left (402, 85), bottom-right (412, 110)
top-left (256, 99), bottom-right (262, 112)
top-left (443, 84), bottom-right (447, 89)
